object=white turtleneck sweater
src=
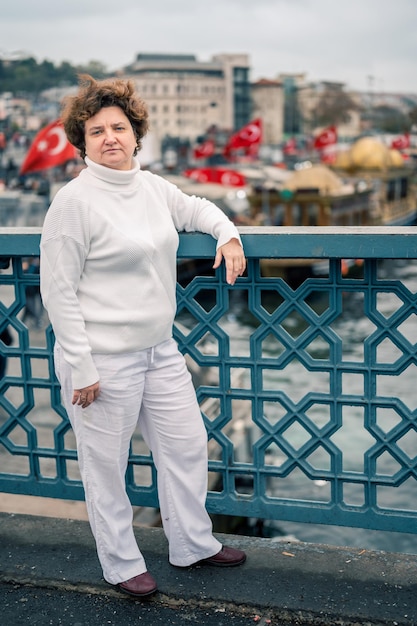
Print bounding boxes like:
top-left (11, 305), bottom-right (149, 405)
top-left (40, 157), bottom-right (241, 389)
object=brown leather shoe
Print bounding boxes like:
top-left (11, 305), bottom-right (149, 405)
top-left (118, 571), bottom-right (157, 597)
top-left (200, 545), bottom-right (246, 567)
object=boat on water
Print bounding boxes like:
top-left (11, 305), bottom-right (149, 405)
top-left (247, 136), bottom-right (417, 281)
top-left (332, 136), bottom-right (417, 227)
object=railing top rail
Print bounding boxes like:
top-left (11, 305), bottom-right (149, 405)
top-left (1, 225), bottom-right (417, 259)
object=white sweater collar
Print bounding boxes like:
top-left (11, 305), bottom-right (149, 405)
top-left (84, 156), bottom-right (141, 186)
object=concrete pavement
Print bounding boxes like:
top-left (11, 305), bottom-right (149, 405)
top-left (0, 512), bottom-right (416, 625)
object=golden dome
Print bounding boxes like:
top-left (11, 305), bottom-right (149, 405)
top-left (333, 150), bottom-right (353, 169)
top-left (284, 164), bottom-right (344, 194)
top-left (388, 148), bottom-right (405, 167)
top-left (336, 137), bottom-right (405, 171)
top-left (349, 137), bottom-right (392, 169)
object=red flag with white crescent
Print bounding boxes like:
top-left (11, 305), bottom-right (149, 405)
top-left (193, 139), bottom-right (215, 159)
top-left (20, 119), bottom-right (78, 175)
top-left (224, 119), bottom-right (263, 156)
top-left (390, 133), bottom-right (410, 150)
top-left (183, 167), bottom-right (246, 187)
top-left (313, 126), bottom-right (337, 150)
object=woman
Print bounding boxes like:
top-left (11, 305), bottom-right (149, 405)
top-left (40, 75), bottom-right (247, 598)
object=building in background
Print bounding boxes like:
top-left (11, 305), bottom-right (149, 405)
top-left (124, 53), bottom-right (252, 146)
top-left (277, 73), bottom-right (306, 138)
top-left (251, 79), bottom-right (284, 146)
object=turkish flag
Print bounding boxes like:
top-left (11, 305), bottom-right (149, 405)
top-left (224, 118), bottom-right (262, 156)
top-left (193, 139), bottom-right (215, 159)
top-left (20, 120), bottom-right (78, 175)
top-left (390, 133), bottom-right (410, 150)
top-left (183, 167), bottom-right (246, 187)
top-left (313, 126), bottom-right (337, 150)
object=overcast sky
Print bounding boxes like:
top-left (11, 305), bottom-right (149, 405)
top-left (1, 0), bottom-right (416, 94)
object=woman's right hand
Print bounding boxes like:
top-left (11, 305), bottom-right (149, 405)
top-left (72, 381), bottom-right (100, 408)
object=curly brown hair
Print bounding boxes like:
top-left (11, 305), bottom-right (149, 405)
top-left (61, 74), bottom-right (149, 159)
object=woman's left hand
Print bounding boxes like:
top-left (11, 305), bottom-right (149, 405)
top-left (72, 381), bottom-right (100, 409)
top-left (213, 238), bottom-right (246, 285)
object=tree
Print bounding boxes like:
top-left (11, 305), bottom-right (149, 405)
top-left (76, 61), bottom-right (108, 79)
top-left (57, 61), bottom-right (78, 85)
top-left (313, 87), bottom-right (359, 127)
top-left (0, 57), bottom-right (108, 95)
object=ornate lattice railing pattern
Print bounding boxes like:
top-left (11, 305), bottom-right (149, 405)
top-left (1, 226), bottom-right (417, 533)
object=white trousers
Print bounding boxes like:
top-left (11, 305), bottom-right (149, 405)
top-left (54, 338), bottom-right (221, 584)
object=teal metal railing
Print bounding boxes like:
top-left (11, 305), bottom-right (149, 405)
top-left (1, 226), bottom-right (417, 533)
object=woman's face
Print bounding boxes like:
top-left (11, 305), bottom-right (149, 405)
top-left (84, 106), bottom-right (137, 170)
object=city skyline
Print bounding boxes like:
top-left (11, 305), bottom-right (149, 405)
top-left (1, 0), bottom-right (416, 95)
